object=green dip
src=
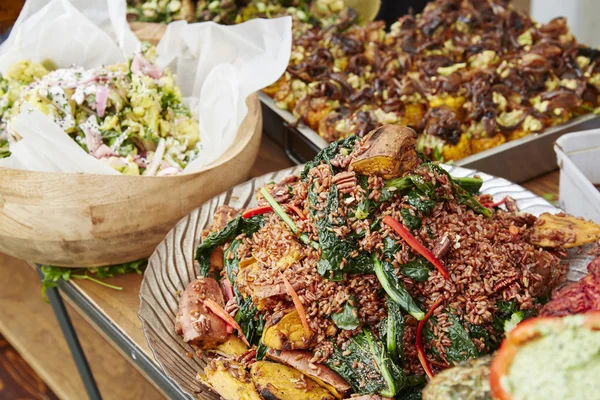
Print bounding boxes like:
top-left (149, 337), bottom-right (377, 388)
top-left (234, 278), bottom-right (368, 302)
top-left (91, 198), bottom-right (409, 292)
top-left (503, 315), bottom-right (600, 400)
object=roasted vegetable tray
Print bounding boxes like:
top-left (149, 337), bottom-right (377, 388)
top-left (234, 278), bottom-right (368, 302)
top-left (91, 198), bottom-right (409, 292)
top-left (261, 92), bottom-right (600, 183)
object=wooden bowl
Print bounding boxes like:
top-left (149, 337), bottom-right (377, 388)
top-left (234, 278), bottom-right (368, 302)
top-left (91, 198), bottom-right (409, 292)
top-left (0, 94), bottom-right (262, 267)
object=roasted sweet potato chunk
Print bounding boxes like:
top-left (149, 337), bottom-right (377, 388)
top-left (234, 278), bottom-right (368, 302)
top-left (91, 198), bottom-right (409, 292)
top-left (250, 361), bottom-right (335, 400)
top-left (531, 213), bottom-right (600, 249)
top-left (175, 278), bottom-right (228, 347)
top-left (266, 349), bottom-right (351, 399)
top-left (262, 311), bottom-right (314, 350)
top-left (350, 125), bottom-right (419, 179)
top-left (213, 335), bottom-right (249, 358)
top-left (200, 359), bottom-right (261, 400)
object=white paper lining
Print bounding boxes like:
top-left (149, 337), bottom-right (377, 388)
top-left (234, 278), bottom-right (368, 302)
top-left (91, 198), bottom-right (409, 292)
top-left (0, 0), bottom-right (291, 174)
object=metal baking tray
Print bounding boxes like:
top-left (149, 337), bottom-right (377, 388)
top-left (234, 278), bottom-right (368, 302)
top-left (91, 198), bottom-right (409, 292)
top-left (260, 92), bottom-right (600, 183)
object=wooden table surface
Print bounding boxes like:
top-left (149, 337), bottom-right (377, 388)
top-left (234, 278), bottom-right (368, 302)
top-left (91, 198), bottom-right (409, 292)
top-left (0, 135), bottom-right (560, 399)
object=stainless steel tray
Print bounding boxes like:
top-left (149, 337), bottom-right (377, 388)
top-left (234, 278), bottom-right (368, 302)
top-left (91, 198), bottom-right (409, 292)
top-left (260, 92), bottom-right (600, 183)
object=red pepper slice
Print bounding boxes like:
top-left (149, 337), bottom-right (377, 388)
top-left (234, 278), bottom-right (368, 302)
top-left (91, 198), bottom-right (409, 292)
top-left (383, 216), bottom-right (450, 280)
top-left (489, 312), bottom-right (600, 400)
top-left (416, 296), bottom-right (444, 380)
top-left (241, 205), bottom-right (272, 219)
top-left (482, 197), bottom-right (506, 208)
top-left (287, 204), bottom-right (307, 220)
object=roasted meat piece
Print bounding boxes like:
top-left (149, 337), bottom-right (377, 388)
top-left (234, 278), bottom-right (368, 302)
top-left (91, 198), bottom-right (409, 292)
top-left (175, 278), bottom-right (229, 347)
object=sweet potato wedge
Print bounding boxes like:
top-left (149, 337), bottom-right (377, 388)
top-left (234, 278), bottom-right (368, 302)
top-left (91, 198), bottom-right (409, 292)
top-left (350, 125), bottom-right (419, 179)
top-left (266, 349), bottom-right (351, 399)
top-left (262, 310), bottom-right (314, 350)
top-left (250, 361), bottom-right (335, 400)
top-left (531, 213), bottom-right (600, 249)
top-left (200, 359), bottom-right (261, 400)
top-left (213, 335), bottom-right (249, 358)
top-left (175, 278), bottom-right (229, 347)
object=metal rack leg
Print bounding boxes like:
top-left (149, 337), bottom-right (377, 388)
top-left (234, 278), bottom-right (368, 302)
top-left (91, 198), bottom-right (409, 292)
top-left (38, 268), bottom-right (103, 400)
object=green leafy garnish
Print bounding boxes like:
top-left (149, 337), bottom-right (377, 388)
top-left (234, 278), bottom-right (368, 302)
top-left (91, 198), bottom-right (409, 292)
top-left (40, 259), bottom-right (147, 300)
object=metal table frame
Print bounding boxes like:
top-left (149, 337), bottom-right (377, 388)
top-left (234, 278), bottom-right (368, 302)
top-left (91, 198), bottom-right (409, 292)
top-left (37, 265), bottom-right (191, 400)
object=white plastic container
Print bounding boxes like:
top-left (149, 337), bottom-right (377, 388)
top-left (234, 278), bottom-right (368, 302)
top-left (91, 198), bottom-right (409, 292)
top-left (555, 129), bottom-right (600, 224)
top-left (531, 0), bottom-right (600, 47)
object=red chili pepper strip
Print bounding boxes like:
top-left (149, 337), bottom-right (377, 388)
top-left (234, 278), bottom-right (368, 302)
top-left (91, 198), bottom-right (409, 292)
top-left (241, 205), bottom-right (272, 219)
top-left (482, 197), bottom-right (506, 208)
top-left (287, 204), bottom-right (307, 220)
top-left (416, 296), bottom-right (444, 380)
top-left (383, 216), bottom-right (450, 280)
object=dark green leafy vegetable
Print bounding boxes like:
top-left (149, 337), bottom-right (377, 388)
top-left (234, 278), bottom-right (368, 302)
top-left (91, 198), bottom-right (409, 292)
top-left (396, 380), bottom-right (426, 400)
top-left (454, 184), bottom-right (492, 218)
top-left (364, 329), bottom-right (406, 397)
top-left (382, 236), bottom-right (401, 261)
top-left (444, 313), bottom-right (479, 365)
top-left (40, 259), bottom-right (147, 300)
top-left (380, 297), bottom-right (405, 364)
top-left (406, 190), bottom-right (436, 213)
top-left (354, 175), bottom-right (395, 220)
top-left (195, 215), bottom-right (265, 277)
top-left (326, 329), bottom-right (406, 396)
top-left (326, 331), bottom-right (387, 394)
top-left (373, 255), bottom-right (424, 320)
top-left (491, 299), bottom-right (536, 339)
top-left (255, 342), bottom-right (267, 361)
top-left (504, 311), bottom-right (524, 333)
top-left (301, 136), bottom-right (358, 180)
top-left (224, 239), bottom-right (264, 347)
top-left (331, 302), bottom-right (360, 330)
top-left (310, 183), bottom-right (374, 280)
top-left (453, 176), bottom-right (484, 194)
top-left (400, 208), bottom-right (422, 230)
top-left (399, 257), bottom-right (431, 282)
top-left (423, 163), bottom-right (492, 218)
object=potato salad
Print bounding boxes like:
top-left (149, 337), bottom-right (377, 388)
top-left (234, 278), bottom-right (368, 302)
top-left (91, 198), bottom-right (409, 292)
top-left (0, 44), bottom-right (200, 176)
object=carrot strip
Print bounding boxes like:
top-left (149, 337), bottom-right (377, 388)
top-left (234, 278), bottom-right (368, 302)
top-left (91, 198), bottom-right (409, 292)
top-left (416, 296), bottom-right (444, 380)
top-left (282, 276), bottom-right (311, 337)
top-left (287, 204), bottom-right (307, 220)
top-left (203, 298), bottom-right (249, 346)
top-left (383, 216), bottom-right (450, 280)
top-left (241, 205), bottom-right (272, 219)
